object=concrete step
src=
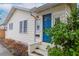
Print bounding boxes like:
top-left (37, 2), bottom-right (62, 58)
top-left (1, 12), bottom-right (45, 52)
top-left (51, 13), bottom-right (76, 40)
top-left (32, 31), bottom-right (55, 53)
top-left (29, 48), bottom-right (47, 56)
top-left (38, 42), bottom-right (51, 51)
top-left (29, 53), bottom-right (41, 56)
top-left (32, 51), bottom-right (44, 56)
top-left (34, 49), bottom-right (47, 56)
top-left (28, 42), bottom-right (51, 56)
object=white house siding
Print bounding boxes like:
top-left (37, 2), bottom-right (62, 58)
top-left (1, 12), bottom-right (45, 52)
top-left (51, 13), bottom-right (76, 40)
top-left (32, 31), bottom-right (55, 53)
top-left (35, 4), bottom-right (71, 42)
top-left (5, 9), bottom-right (35, 44)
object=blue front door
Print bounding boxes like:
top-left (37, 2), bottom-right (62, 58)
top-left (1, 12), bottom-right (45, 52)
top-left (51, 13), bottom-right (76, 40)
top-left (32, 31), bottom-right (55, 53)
top-left (43, 13), bottom-right (51, 43)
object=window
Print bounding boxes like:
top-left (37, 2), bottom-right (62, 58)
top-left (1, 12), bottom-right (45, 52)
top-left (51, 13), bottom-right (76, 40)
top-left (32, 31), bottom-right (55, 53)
top-left (36, 19), bottom-right (40, 30)
top-left (37, 25), bottom-right (40, 30)
top-left (9, 23), bottom-right (13, 30)
top-left (55, 17), bottom-right (60, 25)
top-left (19, 20), bottom-right (27, 33)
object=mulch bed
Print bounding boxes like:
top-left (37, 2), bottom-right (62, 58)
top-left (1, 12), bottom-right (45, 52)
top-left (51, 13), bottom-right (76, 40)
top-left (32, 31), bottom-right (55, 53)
top-left (0, 39), bottom-right (28, 56)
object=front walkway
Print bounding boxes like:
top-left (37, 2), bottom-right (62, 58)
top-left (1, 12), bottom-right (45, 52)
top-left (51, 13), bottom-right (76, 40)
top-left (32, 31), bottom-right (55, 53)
top-left (0, 44), bottom-right (12, 56)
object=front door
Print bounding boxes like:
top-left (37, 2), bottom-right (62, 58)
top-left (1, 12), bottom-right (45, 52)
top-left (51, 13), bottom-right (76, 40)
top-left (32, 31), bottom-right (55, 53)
top-left (43, 13), bottom-right (51, 43)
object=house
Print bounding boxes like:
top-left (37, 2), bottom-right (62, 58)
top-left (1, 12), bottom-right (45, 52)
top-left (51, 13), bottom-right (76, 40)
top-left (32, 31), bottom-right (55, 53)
top-left (4, 3), bottom-right (76, 56)
top-left (4, 6), bottom-right (36, 45)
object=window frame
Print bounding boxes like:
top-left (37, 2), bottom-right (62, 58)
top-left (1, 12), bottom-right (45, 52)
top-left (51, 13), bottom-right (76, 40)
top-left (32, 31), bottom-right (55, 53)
top-left (19, 20), bottom-right (27, 33)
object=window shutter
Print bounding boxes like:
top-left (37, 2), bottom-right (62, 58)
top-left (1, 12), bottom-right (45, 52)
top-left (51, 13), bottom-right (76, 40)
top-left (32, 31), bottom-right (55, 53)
top-left (9, 24), bottom-right (10, 30)
top-left (11, 23), bottom-right (13, 29)
top-left (20, 21), bottom-right (22, 33)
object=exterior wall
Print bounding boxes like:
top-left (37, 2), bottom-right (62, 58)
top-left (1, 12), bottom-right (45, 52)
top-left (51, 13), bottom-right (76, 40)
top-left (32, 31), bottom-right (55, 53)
top-left (5, 4), bottom-right (72, 45)
top-left (35, 4), bottom-right (71, 42)
top-left (5, 9), bottom-right (35, 44)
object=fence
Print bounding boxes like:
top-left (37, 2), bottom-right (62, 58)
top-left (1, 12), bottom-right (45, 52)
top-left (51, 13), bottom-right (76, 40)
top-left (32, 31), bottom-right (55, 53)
top-left (0, 29), bottom-right (5, 39)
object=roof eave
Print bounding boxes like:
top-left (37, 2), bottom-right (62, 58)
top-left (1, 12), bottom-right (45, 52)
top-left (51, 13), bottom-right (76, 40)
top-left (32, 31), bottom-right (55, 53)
top-left (31, 3), bottom-right (59, 13)
top-left (4, 6), bottom-right (31, 25)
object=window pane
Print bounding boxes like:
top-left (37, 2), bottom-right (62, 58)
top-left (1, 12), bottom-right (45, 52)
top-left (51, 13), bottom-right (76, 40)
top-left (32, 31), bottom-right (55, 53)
top-left (24, 20), bottom-right (27, 32)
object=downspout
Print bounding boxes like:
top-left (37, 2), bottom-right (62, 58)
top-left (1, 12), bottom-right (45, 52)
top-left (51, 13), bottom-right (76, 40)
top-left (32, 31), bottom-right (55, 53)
top-left (30, 12), bottom-right (37, 43)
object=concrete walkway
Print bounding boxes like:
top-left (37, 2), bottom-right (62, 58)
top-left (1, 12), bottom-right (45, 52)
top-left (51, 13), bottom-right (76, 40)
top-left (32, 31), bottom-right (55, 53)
top-left (0, 44), bottom-right (13, 56)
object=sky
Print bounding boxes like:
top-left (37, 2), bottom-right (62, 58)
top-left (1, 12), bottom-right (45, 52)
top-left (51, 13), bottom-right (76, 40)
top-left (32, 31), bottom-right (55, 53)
top-left (0, 3), bottom-right (44, 25)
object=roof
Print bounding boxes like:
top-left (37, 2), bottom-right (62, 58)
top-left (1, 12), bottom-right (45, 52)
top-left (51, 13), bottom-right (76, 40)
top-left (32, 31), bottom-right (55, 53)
top-left (4, 6), bottom-right (31, 25)
top-left (4, 3), bottom-right (76, 25)
top-left (31, 3), bottom-right (58, 13)
top-left (31, 3), bottom-right (77, 13)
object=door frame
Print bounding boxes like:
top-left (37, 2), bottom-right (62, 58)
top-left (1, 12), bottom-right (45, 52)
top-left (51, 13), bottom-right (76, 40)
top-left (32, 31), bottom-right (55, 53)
top-left (42, 13), bottom-right (52, 43)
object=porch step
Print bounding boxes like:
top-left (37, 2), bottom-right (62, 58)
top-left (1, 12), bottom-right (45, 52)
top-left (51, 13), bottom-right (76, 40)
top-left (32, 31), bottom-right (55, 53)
top-left (29, 49), bottom-right (47, 56)
top-left (38, 42), bottom-right (51, 50)
top-left (32, 51), bottom-right (44, 56)
top-left (34, 49), bottom-right (47, 56)
top-left (28, 42), bottom-right (51, 56)
top-left (30, 42), bottom-right (50, 56)
top-left (29, 53), bottom-right (42, 56)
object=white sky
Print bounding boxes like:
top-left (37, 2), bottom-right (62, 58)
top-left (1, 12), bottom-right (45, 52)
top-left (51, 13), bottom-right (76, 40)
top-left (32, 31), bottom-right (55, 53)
top-left (0, 3), bottom-right (44, 24)
top-left (0, 3), bottom-right (44, 12)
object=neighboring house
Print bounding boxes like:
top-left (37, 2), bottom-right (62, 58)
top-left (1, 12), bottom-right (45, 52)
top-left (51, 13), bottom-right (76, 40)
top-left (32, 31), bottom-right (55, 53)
top-left (3, 3), bottom-right (76, 56)
top-left (0, 24), bottom-right (5, 29)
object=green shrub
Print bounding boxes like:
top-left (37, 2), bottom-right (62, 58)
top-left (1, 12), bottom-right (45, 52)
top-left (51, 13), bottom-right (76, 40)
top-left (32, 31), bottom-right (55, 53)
top-left (46, 7), bottom-right (79, 56)
top-left (48, 47), bottom-right (63, 56)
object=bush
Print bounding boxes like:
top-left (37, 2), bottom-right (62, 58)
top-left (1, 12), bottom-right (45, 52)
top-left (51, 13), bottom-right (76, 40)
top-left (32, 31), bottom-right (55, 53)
top-left (2, 39), bottom-right (28, 56)
top-left (48, 47), bottom-right (63, 56)
top-left (46, 7), bottom-right (79, 56)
